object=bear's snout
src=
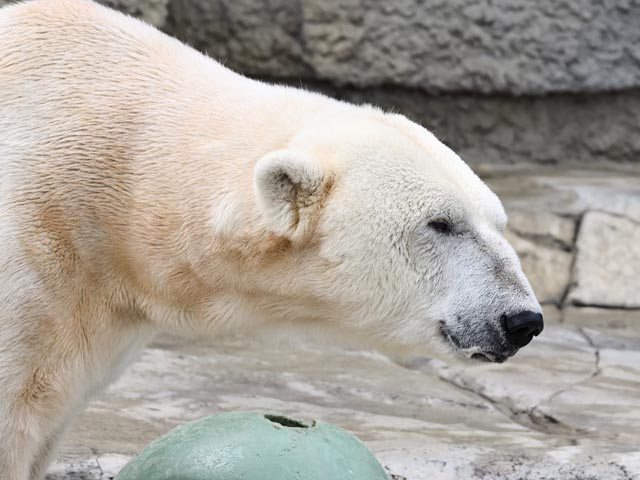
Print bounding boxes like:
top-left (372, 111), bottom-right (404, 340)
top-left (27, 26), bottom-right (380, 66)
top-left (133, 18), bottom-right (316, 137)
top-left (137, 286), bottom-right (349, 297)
top-left (501, 311), bottom-right (544, 349)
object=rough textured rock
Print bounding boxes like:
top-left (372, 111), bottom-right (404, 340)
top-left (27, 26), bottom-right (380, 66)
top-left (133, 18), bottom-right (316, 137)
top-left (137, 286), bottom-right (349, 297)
top-left (501, 209), bottom-right (575, 305)
top-left (488, 170), bottom-right (640, 310)
top-left (98, 0), bottom-right (169, 27)
top-left (569, 212), bottom-right (640, 308)
top-left (504, 229), bottom-right (572, 305)
top-left (4, 0), bottom-right (639, 95)
top-left (327, 86), bottom-right (640, 166)
top-left (47, 454), bottom-right (129, 479)
top-left (2, 0), bottom-right (639, 166)
top-left (167, 0), bottom-right (308, 78)
top-left (163, 0), bottom-right (640, 166)
top-left (164, 0), bottom-right (640, 95)
top-left (486, 169), bottom-right (640, 221)
top-left (506, 210), bottom-right (576, 249)
top-left (564, 307), bottom-right (640, 329)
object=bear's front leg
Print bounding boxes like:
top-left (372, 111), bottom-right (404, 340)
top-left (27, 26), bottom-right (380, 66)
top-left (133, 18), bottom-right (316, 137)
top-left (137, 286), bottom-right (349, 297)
top-left (0, 358), bottom-right (70, 480)
top-left (0, 304), bottom-right (152, 480)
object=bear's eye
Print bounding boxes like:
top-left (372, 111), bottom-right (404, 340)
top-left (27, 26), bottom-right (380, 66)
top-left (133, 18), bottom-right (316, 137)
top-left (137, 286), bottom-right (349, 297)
top-left (428, 219), bottom-right (453, 235)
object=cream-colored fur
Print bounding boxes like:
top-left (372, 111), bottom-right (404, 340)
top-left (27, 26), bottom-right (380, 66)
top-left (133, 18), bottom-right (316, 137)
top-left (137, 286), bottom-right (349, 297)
top-left (0, 1), bottom-right (541, 478)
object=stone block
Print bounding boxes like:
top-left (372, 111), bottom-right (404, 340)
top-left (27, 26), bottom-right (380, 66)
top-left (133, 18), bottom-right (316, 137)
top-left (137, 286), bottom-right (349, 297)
top-left (506, 209), bottom-right (575, 249)
top-left (505, 229), bottom-right (572, 305)
top-left (569, 212), bottom-right (640, 308)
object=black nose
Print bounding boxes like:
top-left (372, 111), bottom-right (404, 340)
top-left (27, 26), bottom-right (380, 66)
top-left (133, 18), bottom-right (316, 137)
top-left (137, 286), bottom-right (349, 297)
top-left (502, 311), bottom-right (544, 348)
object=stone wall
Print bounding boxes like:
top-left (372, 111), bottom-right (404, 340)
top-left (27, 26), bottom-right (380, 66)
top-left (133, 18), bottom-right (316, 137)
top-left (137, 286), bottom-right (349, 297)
top-left (490, 169), bottom-right (640, 318)
top-left (311, 84), bottom-right (640, 166)
top-left (151, 0), bottom-right (640, 166)
top-left (167, 0), bottom-right (640, 95)
top-left (2, 0), bottom-right (639, 165)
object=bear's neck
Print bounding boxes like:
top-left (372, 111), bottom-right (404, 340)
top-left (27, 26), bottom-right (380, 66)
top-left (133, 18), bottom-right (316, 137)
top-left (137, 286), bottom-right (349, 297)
top-left (113, 63), bottom-right (337, 315)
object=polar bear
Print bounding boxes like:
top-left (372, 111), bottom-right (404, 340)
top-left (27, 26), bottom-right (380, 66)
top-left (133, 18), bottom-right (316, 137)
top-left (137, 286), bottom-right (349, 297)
top-left (0, 0), bottom-right (543, 478)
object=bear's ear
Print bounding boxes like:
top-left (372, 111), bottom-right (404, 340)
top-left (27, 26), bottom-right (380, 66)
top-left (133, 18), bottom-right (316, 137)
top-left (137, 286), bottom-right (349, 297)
top-left (254, 149), bottom-right (332, 240)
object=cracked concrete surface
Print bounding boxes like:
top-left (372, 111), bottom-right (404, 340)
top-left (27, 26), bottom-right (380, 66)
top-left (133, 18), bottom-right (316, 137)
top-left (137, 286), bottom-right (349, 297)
top-left (48, 318), bottom-right (640, 479)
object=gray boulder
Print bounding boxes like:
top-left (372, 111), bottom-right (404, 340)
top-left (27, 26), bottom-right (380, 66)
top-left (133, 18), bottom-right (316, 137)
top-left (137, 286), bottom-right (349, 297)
top-left (569, 211), bottom-right (640, 308)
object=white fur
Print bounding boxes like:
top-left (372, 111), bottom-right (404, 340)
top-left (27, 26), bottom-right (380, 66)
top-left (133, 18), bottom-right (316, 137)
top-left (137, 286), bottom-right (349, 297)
top-left (0, 1), bottom-right (540, 478)
top-left (210, 192), bottom-right (244, 237)
top-left (254, 149), bottom-right (329, 238)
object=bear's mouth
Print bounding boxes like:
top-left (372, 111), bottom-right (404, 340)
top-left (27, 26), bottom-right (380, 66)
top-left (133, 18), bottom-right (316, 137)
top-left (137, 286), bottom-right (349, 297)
top-left (439, 322), bottom-right (510, 364)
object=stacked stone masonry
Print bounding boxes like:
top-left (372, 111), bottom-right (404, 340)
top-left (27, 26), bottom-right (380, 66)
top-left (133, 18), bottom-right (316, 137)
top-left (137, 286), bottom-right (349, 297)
top-left (164, 0), bottom-right (640, 95)
top-left (2, 0), bottom-right (639, 165)
top-left (489, 170), bottom-right (640, 314)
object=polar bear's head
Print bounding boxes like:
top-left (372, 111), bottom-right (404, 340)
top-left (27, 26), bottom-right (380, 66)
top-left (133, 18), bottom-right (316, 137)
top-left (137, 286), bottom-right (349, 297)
top-left (252, 105), bottom-right (542, 363)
